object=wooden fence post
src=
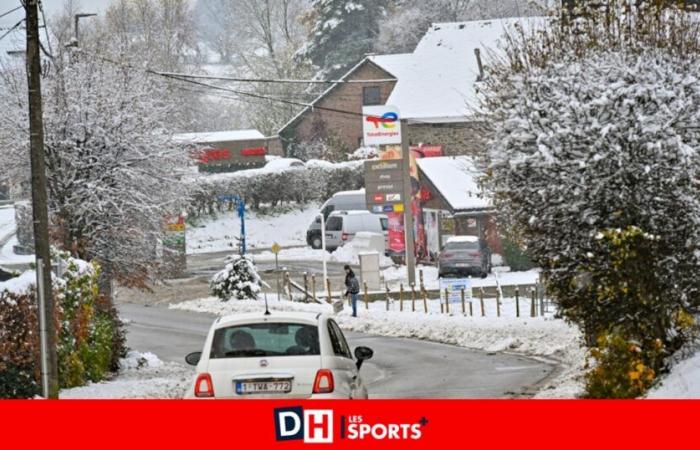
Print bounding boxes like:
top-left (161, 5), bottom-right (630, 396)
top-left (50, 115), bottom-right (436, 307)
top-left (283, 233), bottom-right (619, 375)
top-left (399, 283), bottom-right (404, 312)
top-left (461, 288), bottom-right (466, 315)
top-left (496, 288), bottom-right (501, 317)
top-left (515, 287), bottom-right (520, 318)
top-left (469, 301), bottom-right (473, 317)
top-left (385, 284), bottom-right (390, 311)
top-left (285, 272), bottom-right (293, 300)
top-left (303, 272), bottom-right (309, 301)
top-left (530, 287), bottom-right (536, 317)
top-left (479, 287), bottom-right (485, 317)
top-left (422, 287), bottom-right (428, 313)
top-left (363, 282), bottom-right (369, 310)
top-left (410, 283), bottom-right (416, 312)
top-left (311, 274), bottom-right (317, 303)
top-left (326, 278), bottom-right (332, 304)
top-left (444, 288), bottom-right (450, 314)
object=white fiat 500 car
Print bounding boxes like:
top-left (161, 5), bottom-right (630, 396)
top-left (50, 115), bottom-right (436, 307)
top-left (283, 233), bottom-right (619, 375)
top-left (184, 311), bottom-right (374, 399)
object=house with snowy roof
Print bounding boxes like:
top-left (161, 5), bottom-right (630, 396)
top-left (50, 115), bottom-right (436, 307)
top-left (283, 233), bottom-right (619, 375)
top-left (278, 18), bottom-right (538, 156)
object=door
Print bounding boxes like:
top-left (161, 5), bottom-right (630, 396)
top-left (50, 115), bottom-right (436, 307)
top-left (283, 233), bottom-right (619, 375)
top-left (325, 319), bottom-right (360, 398)
top-left (325, 216), bottom-right (343, 249)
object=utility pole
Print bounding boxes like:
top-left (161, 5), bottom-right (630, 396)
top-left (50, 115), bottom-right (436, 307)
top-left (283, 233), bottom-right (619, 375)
top-left (25, 0), bottom-right (59, 399)
top-left (400, 120), bottom-right (416, 286)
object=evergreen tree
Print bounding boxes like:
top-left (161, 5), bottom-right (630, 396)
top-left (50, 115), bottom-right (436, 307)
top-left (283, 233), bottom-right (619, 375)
top-left (211, 256), bottom-right (263, 301)
top-left (298, 0), bottom-right (390, 79)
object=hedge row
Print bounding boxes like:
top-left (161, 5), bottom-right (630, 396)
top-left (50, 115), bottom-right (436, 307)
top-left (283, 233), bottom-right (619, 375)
top-left (186, 162), bottom-right (365, 217)
top-left (0, 255), bottom-right (126, 398)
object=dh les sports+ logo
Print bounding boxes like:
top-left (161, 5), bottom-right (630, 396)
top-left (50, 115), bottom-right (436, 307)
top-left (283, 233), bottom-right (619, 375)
top-left (273, 406), bottom-right (426, 444)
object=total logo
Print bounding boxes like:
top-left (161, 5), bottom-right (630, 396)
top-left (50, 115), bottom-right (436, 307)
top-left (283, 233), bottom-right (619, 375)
top-left (365, 112), bottom-right (398, 129)
top-left (274, 407), bottom-right (426, 444)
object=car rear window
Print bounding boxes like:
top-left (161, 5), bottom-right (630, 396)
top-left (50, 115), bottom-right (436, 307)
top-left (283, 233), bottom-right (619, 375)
top-left (210, 323), bottom-right (320, 358)
top-left (326, 216), bottom-right (342, 231)
top-left (446, 240), bottom-right (480, 250)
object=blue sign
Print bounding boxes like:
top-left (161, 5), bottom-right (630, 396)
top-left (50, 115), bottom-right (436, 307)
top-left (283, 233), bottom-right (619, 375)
top-left (439, 278), bottom-right (472, 303)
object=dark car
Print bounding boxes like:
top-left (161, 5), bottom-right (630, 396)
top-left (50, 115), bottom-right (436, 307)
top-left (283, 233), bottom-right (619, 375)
top-left (438, 236), bottom-right (490, 278)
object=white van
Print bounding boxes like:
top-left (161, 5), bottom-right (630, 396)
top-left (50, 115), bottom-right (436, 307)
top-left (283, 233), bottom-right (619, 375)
top-left (307, 189), bottom-right (366, 249)
top-left (324, 210), bottom-right (388, 252)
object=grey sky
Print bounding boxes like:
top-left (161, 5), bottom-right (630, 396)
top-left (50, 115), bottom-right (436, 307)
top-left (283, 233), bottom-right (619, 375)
top-left (0, 0), bottom-right (115, 27)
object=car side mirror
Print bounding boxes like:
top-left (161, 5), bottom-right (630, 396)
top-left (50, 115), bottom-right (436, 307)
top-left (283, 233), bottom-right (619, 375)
top-left (354, 346), bottom-right (374, 371)
top-left (185, 351), bottom-right (202, 366)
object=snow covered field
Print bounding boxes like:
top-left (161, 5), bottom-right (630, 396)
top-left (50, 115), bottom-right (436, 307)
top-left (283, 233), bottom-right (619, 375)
top-left (60, 351), bottom-right (192, 399)
top-left (648, 348), bottom-right (700, 398)
top-left (170, 295), bottom-right (585, 398)
top-left (186, 204), bottom-right (320, 254)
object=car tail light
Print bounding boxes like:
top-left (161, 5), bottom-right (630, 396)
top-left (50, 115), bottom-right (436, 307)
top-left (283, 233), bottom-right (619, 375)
top-left (341, 233), bottom-right (349, 241)
top-left (312, 369), bottom-right (334, 394)
top-left (194, 373), bottom-right (215, 398)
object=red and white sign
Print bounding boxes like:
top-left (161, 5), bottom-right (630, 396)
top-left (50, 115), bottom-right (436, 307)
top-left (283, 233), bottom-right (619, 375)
top-left (363, 106), bottom-right (401, 146)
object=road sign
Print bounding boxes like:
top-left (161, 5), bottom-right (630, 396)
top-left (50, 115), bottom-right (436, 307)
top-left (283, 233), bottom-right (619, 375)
top-left (362, 105), bottom-right (401, 146)
top-left (271, 242), bottom-right (281, 254)
top-left (364, 159), bottom-right (404, 212)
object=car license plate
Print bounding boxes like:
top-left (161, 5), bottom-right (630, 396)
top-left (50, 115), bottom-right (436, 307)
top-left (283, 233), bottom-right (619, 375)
top-left (455, 263), bottom-right (471, 267)
top-left (236, 380), bottom-right (292, 395)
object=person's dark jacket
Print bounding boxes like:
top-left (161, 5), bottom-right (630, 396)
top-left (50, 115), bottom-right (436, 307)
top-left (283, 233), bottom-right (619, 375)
top-left (344, 271), bottom-right (360, 296)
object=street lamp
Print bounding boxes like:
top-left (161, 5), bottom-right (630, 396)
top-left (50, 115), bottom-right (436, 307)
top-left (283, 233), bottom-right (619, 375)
top-left (74, 13), bottom-right (97, 44)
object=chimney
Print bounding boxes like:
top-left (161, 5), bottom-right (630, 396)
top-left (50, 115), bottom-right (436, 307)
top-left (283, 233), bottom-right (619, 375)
top-left (474, 48), bottom-right (485, 81)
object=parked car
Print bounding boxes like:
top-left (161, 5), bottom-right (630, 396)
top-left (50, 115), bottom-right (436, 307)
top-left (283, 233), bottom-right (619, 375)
top-left (184, 311), bottom-right (374, 399)
top-left (264, 157), bottom-right (305, 170)
top-left (324, 210), bottom-right (388, 252)
top-left (306, 189), bottom-right (366, 249)
top-left (438, 236), bottom-right (491, 278)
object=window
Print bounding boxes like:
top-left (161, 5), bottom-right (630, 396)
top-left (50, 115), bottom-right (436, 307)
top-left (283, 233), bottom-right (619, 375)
top-left (321, 204), bottom-right (335, 219)
top-left (326, 216), bottom-right (343, 231)
top-left (363, 86), bottom-right (381, 106)
top-left (210, 323), bottom-right (320, 358)
top-left (380, 218), bottom-right (388, 231)
top-left (327, 320), bottom-right (352, 359)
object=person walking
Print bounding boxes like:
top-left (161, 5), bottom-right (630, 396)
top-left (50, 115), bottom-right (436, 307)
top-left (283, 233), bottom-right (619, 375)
top-left (343, 265), bottom-right (360, 317)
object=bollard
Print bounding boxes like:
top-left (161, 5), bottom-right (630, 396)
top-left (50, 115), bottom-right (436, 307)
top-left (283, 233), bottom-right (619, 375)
top-left (480, 288), bottom-right (485, 317)
top-left (410, 283), bottom-right (416, 312)
top-left (419, 269), bottom-right (424, 287)
top-left (422, 287), bottom-right (428, 313)
top-left (496, 288), bottom-right (501, 317)
top-left (399, 283), bottom-right (404, 312)
top-left (461, 288), bottom-right (466, 315)
top-left (530, 288), bottom-right (536, 317)
top-left (303, 272), bottom-right (309, 302)
top-left (539, 285), bottom-right (545, 316)
top-left (515, 287), bottom-right (520, 318)
top-left (326, 278), bottom-right (332, 304)
top-left (444, 288), bottom-right (450, 314)
top-left (363, 282), bottom-right (369, 310)
top-left (311, 274), bottom-right (317, 303)
top-left (440, 303), bottom-right (444, 314)
top-left (469, 301), bottom-right (473, 317)
top-left (385, 284), bottom-right (390, 311)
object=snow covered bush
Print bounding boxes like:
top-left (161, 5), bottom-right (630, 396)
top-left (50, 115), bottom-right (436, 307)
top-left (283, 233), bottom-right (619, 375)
top-left (479, 2), bottom-right (700, 397)
top-left (188, 161), bottom-right (364, 216)
top-left (210, 256), bottom-right (262, 301)
top-left (0, 253), bottom-right (126, 398)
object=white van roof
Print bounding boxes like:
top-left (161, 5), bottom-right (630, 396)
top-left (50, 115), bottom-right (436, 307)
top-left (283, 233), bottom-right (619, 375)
top-left (329, 210), bottom-right (387, 218)
top-left (333, 188), bottom-right (365, 197)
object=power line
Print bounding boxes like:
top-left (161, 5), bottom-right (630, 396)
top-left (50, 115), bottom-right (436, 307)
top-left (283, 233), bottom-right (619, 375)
top-left (0, 19), bottom-right (23, 42)
top-left (0, 5), bottom-right (22, 20)
top-left (152, 71), bottom-right (397, 85)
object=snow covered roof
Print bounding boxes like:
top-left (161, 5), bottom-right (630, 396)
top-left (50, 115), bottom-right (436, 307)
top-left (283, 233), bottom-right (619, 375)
top-left (172, 129), bottom-right (265, 144)
top-left (370, 18), bottom-right (544, 122)
top-left (416, 156), bottom-right (492, 212)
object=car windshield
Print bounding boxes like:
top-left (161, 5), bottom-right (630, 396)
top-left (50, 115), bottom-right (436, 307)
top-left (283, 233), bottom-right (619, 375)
top-left (445, 240), bottom-right (479, 250)
top-left (210, 322), bottom-right (320, 358)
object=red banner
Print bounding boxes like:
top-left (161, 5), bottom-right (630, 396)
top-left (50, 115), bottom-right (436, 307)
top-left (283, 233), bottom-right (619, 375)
top-left (1, 400), bottom-right (697, 449)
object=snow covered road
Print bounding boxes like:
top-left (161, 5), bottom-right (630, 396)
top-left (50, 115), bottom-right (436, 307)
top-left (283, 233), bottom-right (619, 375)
top-left (116, 302), bottom-right (556, 399)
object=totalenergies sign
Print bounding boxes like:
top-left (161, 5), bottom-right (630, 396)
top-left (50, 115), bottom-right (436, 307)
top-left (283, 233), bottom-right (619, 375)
top-left (362, 105), bottom-right (402, 146)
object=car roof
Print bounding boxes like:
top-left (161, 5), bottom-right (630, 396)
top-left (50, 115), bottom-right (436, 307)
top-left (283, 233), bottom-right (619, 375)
top-left (214, 311), bottom-right (325, 329)
top-left (329, 210), bottom-right (373, 217)
top-left (446, 235), bottom-right (479, 244)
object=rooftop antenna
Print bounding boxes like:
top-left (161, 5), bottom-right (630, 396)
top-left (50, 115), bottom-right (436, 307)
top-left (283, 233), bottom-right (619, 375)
top-left (264, 291), bottom-right (271, 316)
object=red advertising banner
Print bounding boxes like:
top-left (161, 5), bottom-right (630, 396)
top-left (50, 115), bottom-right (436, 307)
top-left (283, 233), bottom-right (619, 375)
top-left (1, 400), bottom-right (697, 449)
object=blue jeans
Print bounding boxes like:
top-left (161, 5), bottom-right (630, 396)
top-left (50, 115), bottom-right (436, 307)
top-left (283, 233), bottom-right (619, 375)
top-left (350, 293), bottom-right (358, 317)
